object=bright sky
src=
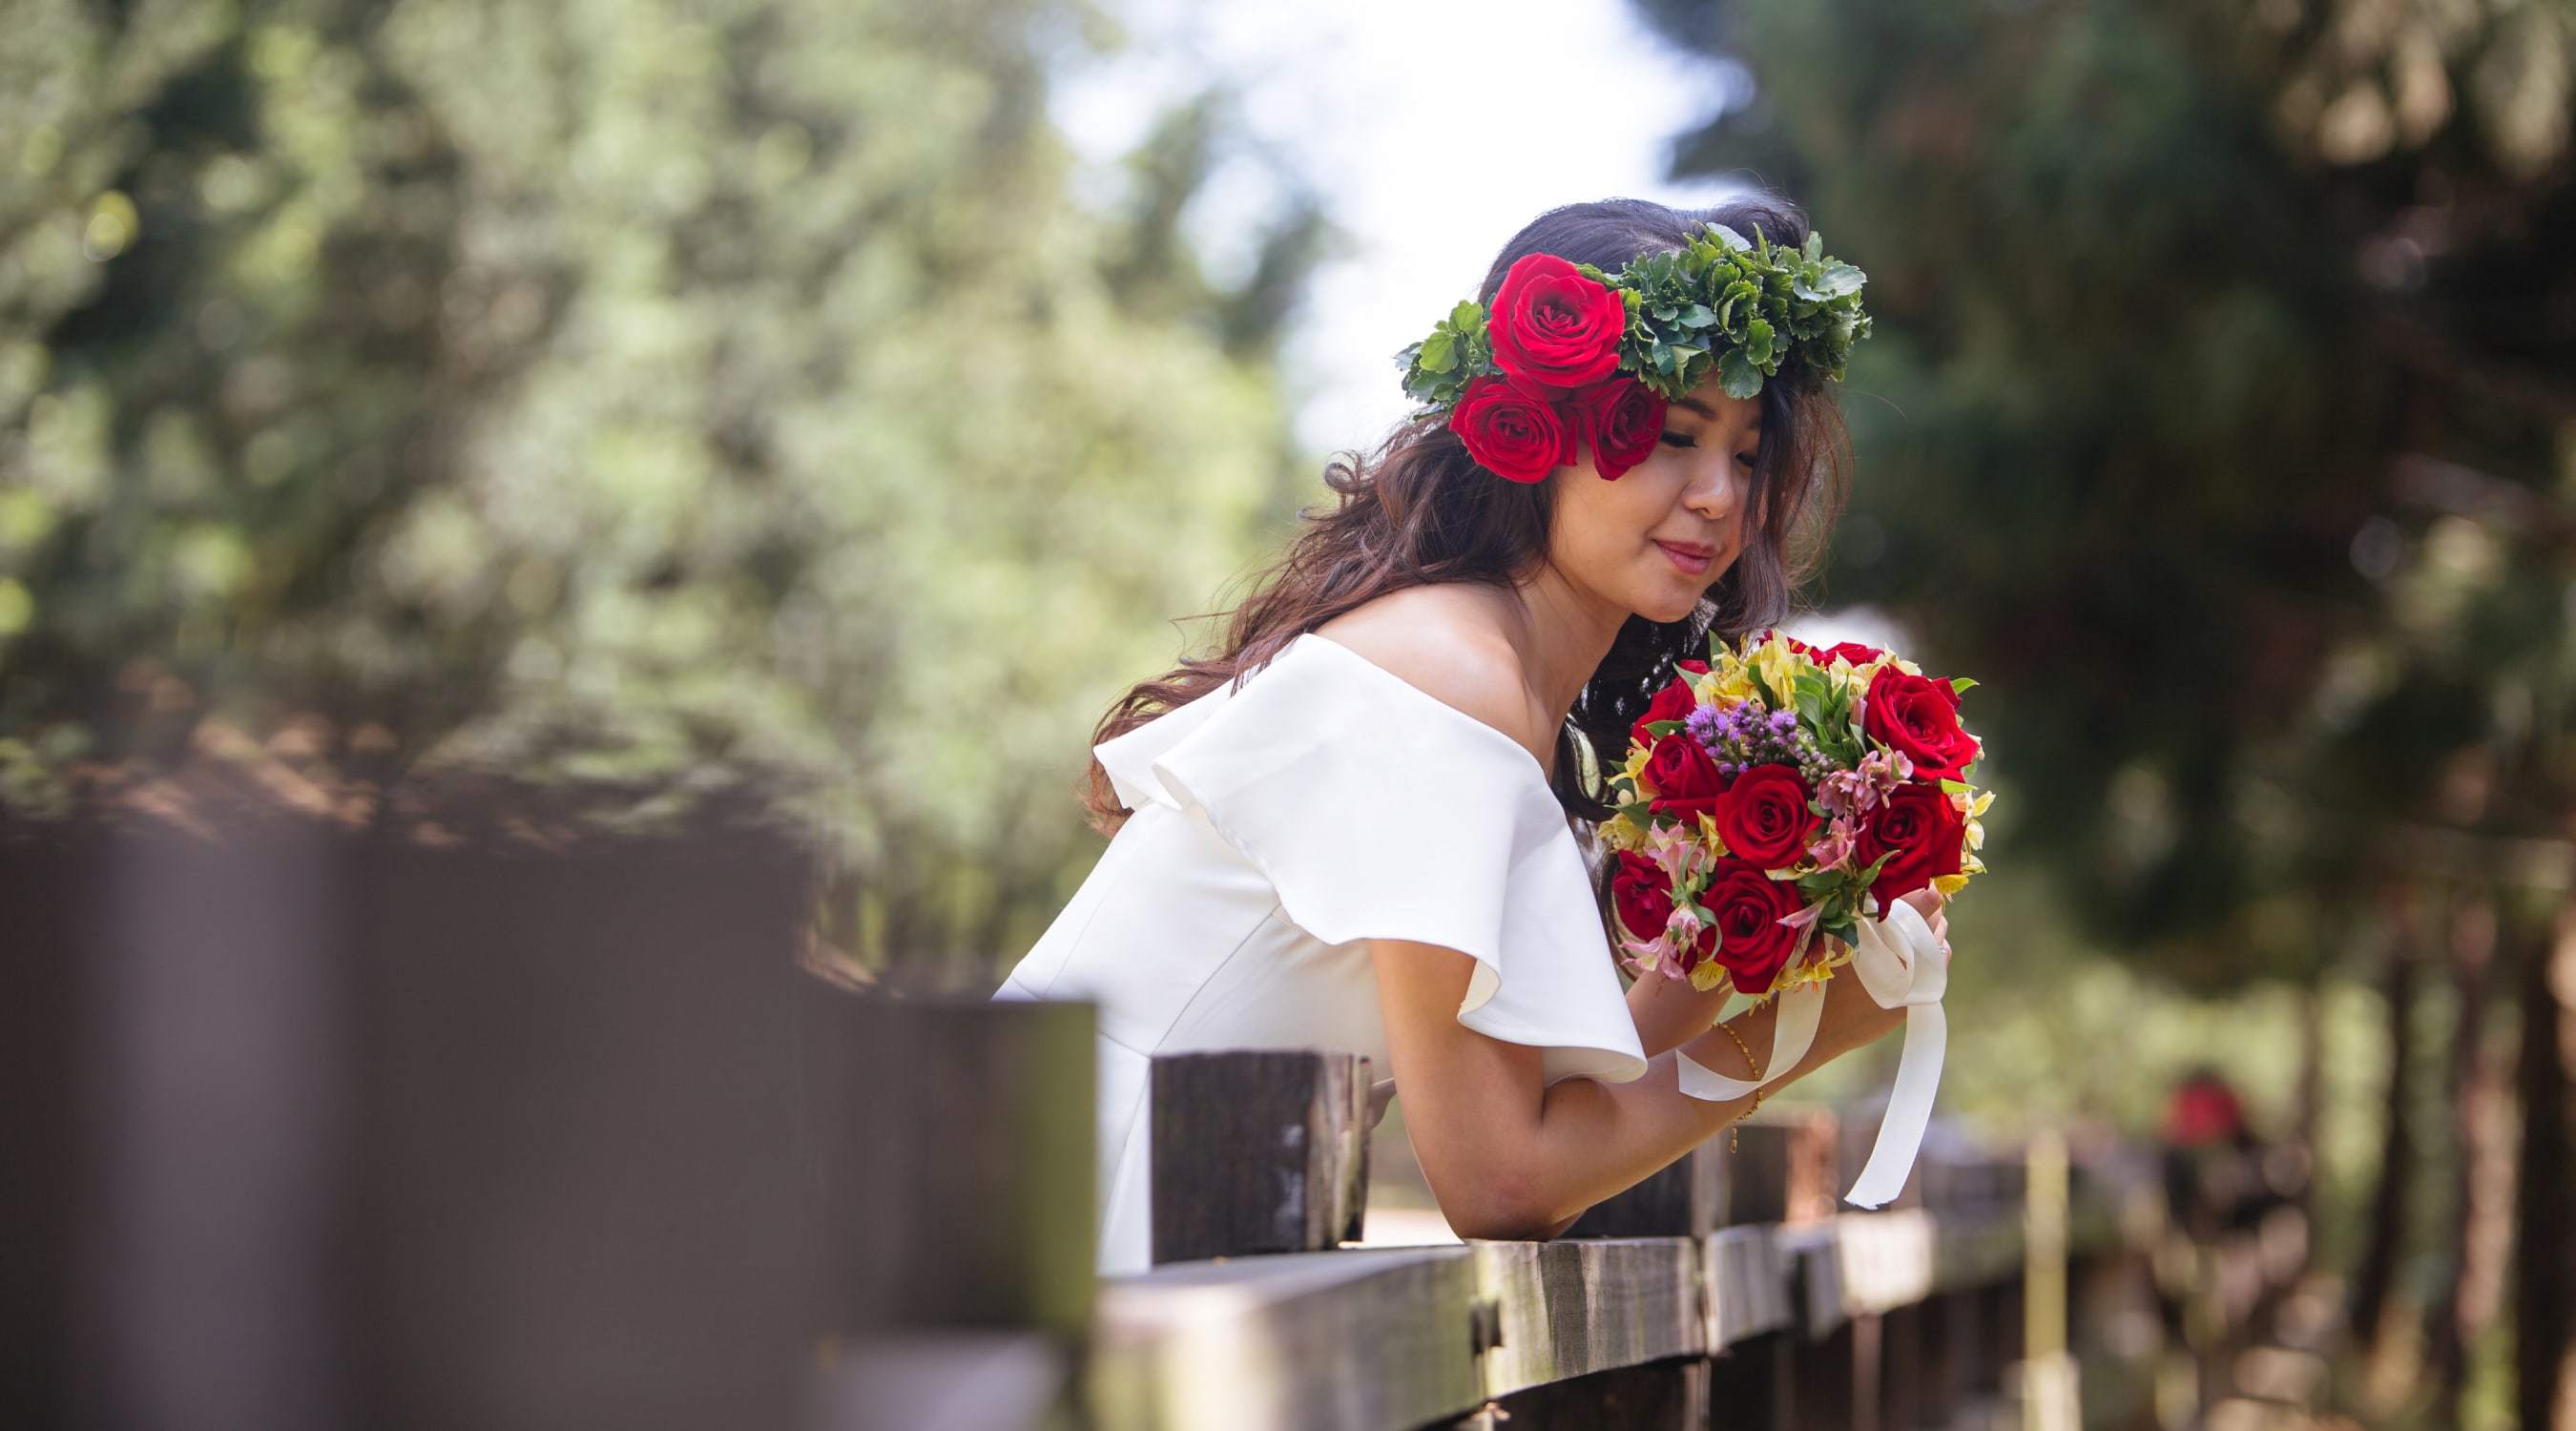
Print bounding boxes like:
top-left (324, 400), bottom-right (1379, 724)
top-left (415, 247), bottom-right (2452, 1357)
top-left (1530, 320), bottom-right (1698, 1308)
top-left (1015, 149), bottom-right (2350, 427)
top-left (1048, 0), bottom-right (1756, 456)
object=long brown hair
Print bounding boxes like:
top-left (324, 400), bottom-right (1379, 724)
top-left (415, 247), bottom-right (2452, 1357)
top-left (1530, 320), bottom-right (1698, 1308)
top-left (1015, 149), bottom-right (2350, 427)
top-left (1081, 194), bottom-right (1856, 887)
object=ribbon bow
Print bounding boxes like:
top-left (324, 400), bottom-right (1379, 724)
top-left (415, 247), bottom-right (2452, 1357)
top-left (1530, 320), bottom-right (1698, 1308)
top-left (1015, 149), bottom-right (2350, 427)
top-left (1674, 897), bottom-right (1949, 1209)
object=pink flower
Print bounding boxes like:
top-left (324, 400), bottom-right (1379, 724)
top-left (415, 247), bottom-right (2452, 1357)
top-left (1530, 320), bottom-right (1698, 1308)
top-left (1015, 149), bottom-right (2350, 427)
top-left (1805, 817), bottom-right (1859, 871)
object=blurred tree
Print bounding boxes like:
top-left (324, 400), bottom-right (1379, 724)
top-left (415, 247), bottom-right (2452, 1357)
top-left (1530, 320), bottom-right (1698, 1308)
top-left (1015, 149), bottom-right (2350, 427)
top-left (1636, 0), bottom-right (2573, 1420)
top-left (2, 0), bottom-right (1334, 982)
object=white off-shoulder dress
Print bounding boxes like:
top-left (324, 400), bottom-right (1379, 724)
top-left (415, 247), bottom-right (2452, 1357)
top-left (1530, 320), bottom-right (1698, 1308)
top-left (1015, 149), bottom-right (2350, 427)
top-left (990, 630), bottom-right (1652, 1276)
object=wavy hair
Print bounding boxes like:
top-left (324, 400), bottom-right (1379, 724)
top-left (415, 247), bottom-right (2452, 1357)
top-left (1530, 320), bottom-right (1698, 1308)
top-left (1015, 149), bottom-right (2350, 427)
top-left (1081, 194), bottom-right (1856, 901)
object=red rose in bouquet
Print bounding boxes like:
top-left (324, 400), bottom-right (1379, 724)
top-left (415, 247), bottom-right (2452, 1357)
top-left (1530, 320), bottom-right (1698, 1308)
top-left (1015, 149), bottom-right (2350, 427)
top-left (1642, 731), bottom-right (1729, 824)
top-left (1448, 374), bottom-right (1575, 484)
top-left (1710, 762), bottom-right (1821, 871)
top-left (1628, 662), bottom-right (1707, 748)
top-left (1861, 666), bottom-right (1981, 780)
top-left (1610, 849), bottom-right (1677, 943)
top-left (1487, 253), bottom-right (1626, 397)
top-left (1853, 779), bottom-right (1969, 911)
top-left (1699, 859), bottom-right (1804, 995)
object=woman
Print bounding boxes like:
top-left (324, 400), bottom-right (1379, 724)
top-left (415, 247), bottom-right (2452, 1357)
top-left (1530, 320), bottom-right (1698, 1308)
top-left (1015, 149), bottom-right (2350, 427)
top-left (994, 193), bottom-right (1951, 1275)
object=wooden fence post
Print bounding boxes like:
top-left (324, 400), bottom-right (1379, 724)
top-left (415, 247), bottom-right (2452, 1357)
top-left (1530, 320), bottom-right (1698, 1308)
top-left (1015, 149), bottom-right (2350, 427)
top-left (1149, 1048), bottom-right (1372, 1263)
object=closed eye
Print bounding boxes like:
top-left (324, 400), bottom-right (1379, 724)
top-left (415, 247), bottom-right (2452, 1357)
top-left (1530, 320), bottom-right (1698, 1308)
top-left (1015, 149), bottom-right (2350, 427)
top-left (1660, 433), bottom-right (1762, 467)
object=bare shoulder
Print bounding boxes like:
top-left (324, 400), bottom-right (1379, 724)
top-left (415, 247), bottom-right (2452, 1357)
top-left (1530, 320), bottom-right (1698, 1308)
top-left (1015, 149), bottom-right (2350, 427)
top-left (1309, 588), bottom-right (1548, 768)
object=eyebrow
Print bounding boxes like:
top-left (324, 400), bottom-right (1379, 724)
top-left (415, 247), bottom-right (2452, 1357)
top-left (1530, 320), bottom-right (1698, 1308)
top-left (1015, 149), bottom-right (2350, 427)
top-left (1672, 396), bottom-right (1761, 441)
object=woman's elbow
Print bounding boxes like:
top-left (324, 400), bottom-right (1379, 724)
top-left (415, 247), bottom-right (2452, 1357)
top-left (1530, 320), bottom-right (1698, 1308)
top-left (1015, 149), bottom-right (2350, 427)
top-left (1435, 1170), bottom-right (1560, 1242)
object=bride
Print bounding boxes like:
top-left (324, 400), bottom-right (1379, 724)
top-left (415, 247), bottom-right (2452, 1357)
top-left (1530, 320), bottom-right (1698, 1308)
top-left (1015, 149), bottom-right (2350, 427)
top-left (994, 192), bottom-right (1951, 1275)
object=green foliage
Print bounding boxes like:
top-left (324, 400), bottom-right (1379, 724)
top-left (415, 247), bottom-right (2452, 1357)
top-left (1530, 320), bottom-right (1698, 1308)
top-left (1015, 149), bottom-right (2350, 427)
top-left (0, 0), bottom-right (1319, 973)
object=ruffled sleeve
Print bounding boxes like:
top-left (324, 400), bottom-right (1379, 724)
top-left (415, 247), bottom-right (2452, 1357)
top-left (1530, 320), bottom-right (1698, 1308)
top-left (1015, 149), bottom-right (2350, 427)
top-left (1094, 632), bottom-right (1650, 1089)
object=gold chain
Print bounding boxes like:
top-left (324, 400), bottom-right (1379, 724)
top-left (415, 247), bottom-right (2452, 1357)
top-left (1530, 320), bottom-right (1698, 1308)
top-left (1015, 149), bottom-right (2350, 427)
top-left (1716, 1017), bottom-right (1765, 1152)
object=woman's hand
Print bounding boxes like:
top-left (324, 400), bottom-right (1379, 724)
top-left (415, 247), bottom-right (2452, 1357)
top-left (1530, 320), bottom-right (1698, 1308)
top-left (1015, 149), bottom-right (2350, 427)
top-left (1833, 887), bottom-right (1951, 1050)
top-left (1901, 886), bottom-right (1951, 967)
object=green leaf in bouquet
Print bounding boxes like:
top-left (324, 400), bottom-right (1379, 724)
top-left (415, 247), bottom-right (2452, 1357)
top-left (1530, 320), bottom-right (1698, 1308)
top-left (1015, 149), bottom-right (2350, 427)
top-left (1616, 799), bottom-right (1659, 828)
top-left (1644, 717), bottom-right (1687, 738)
top-left (1795, 868), bottom-right (1846, 896)
top-left (1745, 664), bottom-right (1778, 708)
top-left (1948, 676), bottom-right (1978, 695)
top-left (1449, 299), bottom-right (1483, 329)
top-left (1687, 901), bottom-right (1717, 926)
top-left (1937, 778), bottom-right (1972, 795)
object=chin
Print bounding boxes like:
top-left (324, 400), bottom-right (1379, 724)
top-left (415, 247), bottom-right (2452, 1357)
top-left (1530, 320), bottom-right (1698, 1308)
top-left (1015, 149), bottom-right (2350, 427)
top-left (1634, 589), bottom-right (1703, 625)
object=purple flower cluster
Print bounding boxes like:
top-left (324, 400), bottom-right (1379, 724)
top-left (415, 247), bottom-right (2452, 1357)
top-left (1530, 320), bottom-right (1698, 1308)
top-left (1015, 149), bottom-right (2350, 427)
top-left (1684, 697), bottom-right (1839, 785)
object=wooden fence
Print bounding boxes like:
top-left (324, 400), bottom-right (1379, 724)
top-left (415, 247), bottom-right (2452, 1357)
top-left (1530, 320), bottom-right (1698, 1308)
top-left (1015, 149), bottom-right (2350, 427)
top-left (2, 782), bottom-right (2303, 1429)
top-left (876, 1022), bottom-right (2175, 1431)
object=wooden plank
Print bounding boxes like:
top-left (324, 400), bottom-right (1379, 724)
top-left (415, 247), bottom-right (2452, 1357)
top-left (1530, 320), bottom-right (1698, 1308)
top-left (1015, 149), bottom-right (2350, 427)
top-left (1562, 1140), bottom-right (1723, 1239)
top-left (844, 996), bottom-right (1101, 1336)
top-left (1468, 1237), bottom-right (1705, 1397)
top-left (806, 1332), bottom-right (1067, 1431)
top-left (0, 784), bottom-right (1106, 1429)
top-left (1792, 1318), bottom-right (1859, 1425)
top-left (1716, 1111), bottom-right (1840, 1226)
top-left (1704, 1225), bottom-right (1794, 1348)
top-left (1836, 1210), bottom-right (1940, 1315)
top-left (1706, 1331), bottom-right (1794, 1431)
top-left (1089, 1246), bottom-right (1483, 1431)
top-left (1777, 1222), bottom-right (1847, 1338)
top-left (1151, 1049), bottom-right (1372, 1263)
top-left (1451, 1356), bottom-right (1710, 1430)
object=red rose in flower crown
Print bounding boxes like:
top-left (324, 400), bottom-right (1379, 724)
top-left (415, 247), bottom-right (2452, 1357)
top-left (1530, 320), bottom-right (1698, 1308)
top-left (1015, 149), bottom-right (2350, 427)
top-left (1642, 731), bottom-right (1729, 823)
top-left (1861, 665), bottom-right (1981, 780)
top-left (1710, 762), bottom-right (1822, 871)
top-left (1699, 858), bottom-right (1804, 995)
top-left (1569, 375), bottom-right (1669, 482)
top-left (1448, 374), bottom-right (1575, 484)
top-left (1852, 779), bottom-right (1969, 911)
top-left (1487, 254), bottom-right (1627, 398)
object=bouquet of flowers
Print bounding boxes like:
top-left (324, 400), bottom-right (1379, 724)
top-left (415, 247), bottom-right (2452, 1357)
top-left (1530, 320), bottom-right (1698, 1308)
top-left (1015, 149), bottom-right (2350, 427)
top-left (1599, 628), bottom-right (1993, 1206)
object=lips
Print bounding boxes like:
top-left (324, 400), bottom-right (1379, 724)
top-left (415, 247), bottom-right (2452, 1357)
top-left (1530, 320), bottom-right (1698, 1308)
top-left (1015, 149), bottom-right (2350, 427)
top-left (1657, 540), bottom-right (1715, 576)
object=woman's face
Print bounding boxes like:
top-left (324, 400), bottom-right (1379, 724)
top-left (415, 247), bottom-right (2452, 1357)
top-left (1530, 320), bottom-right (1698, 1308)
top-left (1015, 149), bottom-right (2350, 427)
top-left (1544, 375), bottom-right (1762, 625)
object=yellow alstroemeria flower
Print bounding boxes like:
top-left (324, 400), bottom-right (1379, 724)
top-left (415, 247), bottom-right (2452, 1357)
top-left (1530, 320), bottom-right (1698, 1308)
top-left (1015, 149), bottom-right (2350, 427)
top-left (1695, 809), bottom-right (1730, 859)
top-left (1749, 636), bottom-right (1810, 707)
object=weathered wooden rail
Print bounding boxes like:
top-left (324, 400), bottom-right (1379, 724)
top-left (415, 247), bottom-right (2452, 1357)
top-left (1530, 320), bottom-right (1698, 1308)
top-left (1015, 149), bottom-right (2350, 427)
top-left (874, 1029), bottom-right (2180, 1431)
top-left (3, 781), bottom-right (2294, 1429)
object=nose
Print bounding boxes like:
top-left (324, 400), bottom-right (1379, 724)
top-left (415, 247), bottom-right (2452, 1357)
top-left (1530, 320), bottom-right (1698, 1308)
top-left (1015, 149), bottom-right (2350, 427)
top-left (1683, 452), bottom-right (1743, 525)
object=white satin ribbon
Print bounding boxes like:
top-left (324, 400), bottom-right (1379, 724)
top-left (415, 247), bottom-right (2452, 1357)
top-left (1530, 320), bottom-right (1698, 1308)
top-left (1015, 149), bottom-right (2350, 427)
top-left (1674, 897), bottom-right (1949, 1210)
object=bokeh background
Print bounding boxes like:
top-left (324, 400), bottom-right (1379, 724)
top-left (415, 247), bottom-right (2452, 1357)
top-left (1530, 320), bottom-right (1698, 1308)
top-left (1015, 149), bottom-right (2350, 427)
top-left (7, 1), bottom-right (2573, 1426)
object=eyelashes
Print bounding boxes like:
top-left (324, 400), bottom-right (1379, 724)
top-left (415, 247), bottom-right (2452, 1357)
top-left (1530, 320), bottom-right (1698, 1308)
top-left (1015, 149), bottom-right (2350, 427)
top-left (1658, 433), bottom-right (1761, 467)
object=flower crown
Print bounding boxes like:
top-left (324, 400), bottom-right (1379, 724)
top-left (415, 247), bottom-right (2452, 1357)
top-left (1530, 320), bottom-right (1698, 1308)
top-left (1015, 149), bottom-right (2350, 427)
top-left (1395, 221), bottom-right (1873, 484)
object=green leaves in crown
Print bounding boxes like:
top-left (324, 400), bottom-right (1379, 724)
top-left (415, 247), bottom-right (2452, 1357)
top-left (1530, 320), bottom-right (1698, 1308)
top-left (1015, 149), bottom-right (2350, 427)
top-left (1394, 221), bottom-right (1873, 414)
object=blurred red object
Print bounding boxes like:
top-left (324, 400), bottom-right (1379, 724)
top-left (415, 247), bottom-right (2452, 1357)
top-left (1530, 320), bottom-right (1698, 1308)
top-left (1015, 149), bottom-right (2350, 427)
top-left (2162, 1072), bottom-right (2248, 1147)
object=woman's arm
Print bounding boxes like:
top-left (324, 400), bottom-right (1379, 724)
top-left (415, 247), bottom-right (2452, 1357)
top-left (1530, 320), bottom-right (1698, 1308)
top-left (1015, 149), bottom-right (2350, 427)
top-left (1373, 892), bottom-right (1944, 1241)
top-left (1625, 967), bottom-right (1735, 1060)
